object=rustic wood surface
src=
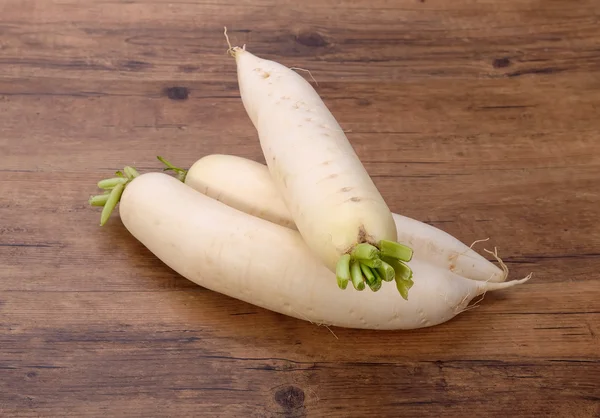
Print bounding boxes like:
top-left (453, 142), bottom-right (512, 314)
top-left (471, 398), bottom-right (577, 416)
top-left (1, 0), bottom-right (599, 416)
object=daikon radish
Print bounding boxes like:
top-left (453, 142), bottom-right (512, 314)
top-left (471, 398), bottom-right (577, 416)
top-left (171, 154), bottom-right (506, 283)
top-left (184, 154), bottom-right (296, 230)
top-left (110, 172), bottom-right (528, 330)
top-left (228, 40), bottom-right (413, 295)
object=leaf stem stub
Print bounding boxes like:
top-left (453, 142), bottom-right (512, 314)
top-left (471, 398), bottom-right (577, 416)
top-left (89, 194), bottom-right (110, 206)
top-left (90, 157), bottom-right (189, 226)
top-left (335, 254), bottom-right (351, 290)
top-left (350, 260), bottom-right (366, 291)
top-left (89, 164), bottom-right (141, 226)
top-left (360, 263), bottom-right (375, 285)
top-left (368, 268), bottom-right (383, 292)
top-left (157, 156), bottom-right (188, 182)
top-left (124, 166), bottom-right (140, 180)
top-left (351, 243), bottom-right (379, 260)
top-left (379, 240), bottom-right (413, 262)
top-left (98, 177), bottom-right (128, 190)
top-left (336, 239), bottom-right (414, 298)
top-left (100, 183), bottom-right (125, 226)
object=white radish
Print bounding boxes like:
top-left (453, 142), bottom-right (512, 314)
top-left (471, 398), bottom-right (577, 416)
top-left (184, 154), bottom-right (506, 283)
top-left (229, 43), bottom-right (412, 294)
top-left (113, 172), bottom-right (528, 330)
top-left (185, 153), bottom-right (296, 230)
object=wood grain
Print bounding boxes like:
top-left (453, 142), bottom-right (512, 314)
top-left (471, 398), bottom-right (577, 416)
top-left (1, 0), bottom-right (599, 416)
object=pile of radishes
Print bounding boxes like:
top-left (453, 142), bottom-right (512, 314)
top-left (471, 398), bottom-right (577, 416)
top-left (89, 42), bottom-right (531, 330)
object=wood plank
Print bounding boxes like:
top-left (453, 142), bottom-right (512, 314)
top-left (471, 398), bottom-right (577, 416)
top-left (0, 353), bottom-right (598, 417)
top-left (1, 0), bottom-right (599, 81)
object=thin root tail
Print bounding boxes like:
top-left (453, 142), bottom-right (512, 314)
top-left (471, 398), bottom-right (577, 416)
top-left (223, 26), bottom-right (245, 57)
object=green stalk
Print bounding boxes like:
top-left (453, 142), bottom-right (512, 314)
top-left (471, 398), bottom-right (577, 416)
top-left (382, 256), bottom-right (413, 281)
top-left (358, 257), bottom-right (382, 269)
top-left (379, 239), bottom-right (413, 262)
top-left (367, 266), bottom-right (382, 292)
top-left (90, 164), bottom-right (144, 226)
top-left (100, 183), bottom-right (125, 226)
top-left (395, 276), bottom-right (414, 301)
top-left (339, 237), bottom-right (414, 295)
top-left (360, 262), bottom-right (375, 286)
top-left (157, 156), bottom-right (188, 182)
top-left (350, 243), bottom-right (380, 261)
top-left (381, 256), bottom-right (414, 300)
top-left (98, 177), bottom-right (128, 190)
top-left (89, 194), bottom-right (110, 207)
top-left (335, 254), bottom-right (351, 290)
top-left (350, 260), bottom-right (365, 291)
top-left (124, 166), bottom-right (140, 180)
top-left (91, 158), bottom-right (191, 226)
top-left (377, 260), bottom-right (396, 282)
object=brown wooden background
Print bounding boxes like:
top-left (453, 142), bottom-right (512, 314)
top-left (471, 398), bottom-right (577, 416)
top-left (1, 0), bottom-right (599, 416)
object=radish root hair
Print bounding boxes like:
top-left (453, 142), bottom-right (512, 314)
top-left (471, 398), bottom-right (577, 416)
top-left (290, 67), bottom-right (319, 86)
top-left (451, 237), bottom-right (491, 263)
top-left (484, 246), bottom-right (509, 281)
top-left (457, 291), bottom-right (487, 315)
top-left (292, 308), bottom-right (339, 340)
top-left (223, 26), bottom-right (245, 57)
top-left (470, 237), bottom-right (490, 249)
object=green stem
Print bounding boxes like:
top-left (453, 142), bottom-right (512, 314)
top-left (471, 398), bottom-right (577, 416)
top-left (90, 164), bottom-right (144, 226)
top-left (91, 157), bottom-right (191, 226)
top-left (98, 177), bottom-right (128, 190)
top-left (100, 183), bottom-right (125, 226)
top-left (360, 262), bottom-right (375, 286)
top-left (350, 243), bottom-right (380, 260)
top-left (124, 166), bottom-right (140, 180)
top-left (368, 267), bottom-right (383, 292)
top-left (377, 260), bottom-right (396, 282)
top-left (395, 276), bottom-right (414, 301)
top-left (89, 194), bottom-right (110, 206)
top-left (358, 257), bottom-right (382, 269)
top-left (379, 240), bottom-right (413, 262)
top-left (157, 156), bottom-right (188, 182)
top-left (335, 237), bottom-right (415, 296)
top-left (382, 255), bottom-right (414, 300)
top-left (335, 254), bottom-right (351, 290)
top-left (350, 260), bottom-right (365, 291)
top-left (382, 256), bottom-right (413, 281)
top-left (91, 158), bottom-right (191, 226)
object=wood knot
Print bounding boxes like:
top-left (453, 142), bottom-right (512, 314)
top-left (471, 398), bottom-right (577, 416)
top-left (492, 57), bottom-right (511, 68)
top-left (164, 86), bottom-right (189, 101)
top-left (274, 385), bottom-right (305, 410)
top-left (295, 31), bottom-right (328, 48)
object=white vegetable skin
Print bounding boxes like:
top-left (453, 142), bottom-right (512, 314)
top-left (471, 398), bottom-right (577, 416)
top-left (234, 48), bottom-right (397, 272)
top-left (186, 154), bottom-right (506, 283)
top-left (120, 172), bottom-right (527, 330)
top-left (186, 154), bottom-right (295, 230)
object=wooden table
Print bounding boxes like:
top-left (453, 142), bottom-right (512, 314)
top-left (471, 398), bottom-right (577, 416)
top-left (2, 1), bottom-right (599, 416)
